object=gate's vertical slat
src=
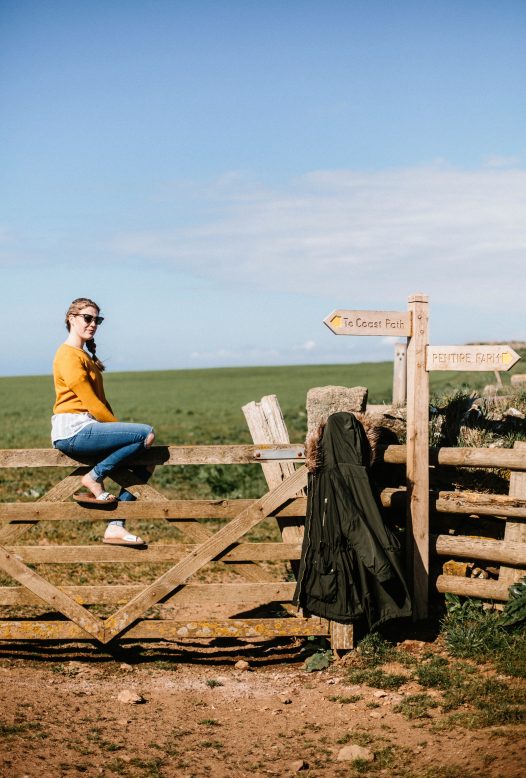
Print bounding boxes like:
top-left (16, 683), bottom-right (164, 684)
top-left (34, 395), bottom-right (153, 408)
top-left (242, 395), bottom-right (304, 550)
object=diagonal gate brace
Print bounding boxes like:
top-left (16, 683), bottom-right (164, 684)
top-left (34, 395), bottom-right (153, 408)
top-left (0, 545), bottom-right (105, 641)
top-left (102, 466), bottom-right (308, 643)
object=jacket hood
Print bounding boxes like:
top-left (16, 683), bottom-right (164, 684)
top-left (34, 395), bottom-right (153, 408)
top-left (305, 411), bottom-right (381, 472)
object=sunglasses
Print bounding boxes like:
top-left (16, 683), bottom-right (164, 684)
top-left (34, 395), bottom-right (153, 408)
top-left (74, 313), bottom-right (104, 326)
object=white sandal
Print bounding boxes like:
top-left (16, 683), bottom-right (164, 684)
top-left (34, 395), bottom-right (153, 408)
top-left (103, 525), bottom-right (147, 547)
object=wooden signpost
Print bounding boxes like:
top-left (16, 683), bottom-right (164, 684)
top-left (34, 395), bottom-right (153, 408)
top-left (325, 296), bottom-right (522, 622)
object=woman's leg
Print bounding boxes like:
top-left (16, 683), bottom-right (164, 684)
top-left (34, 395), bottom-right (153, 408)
top-left (117, 464), bottom-right (156, 503)
top-left (55, 422), bottom-right (154, 501)
top-left (55, 422), bottom-right (155, 543)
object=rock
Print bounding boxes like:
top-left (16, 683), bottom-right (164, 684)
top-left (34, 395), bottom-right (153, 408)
top-left (289, 759), bottom-right (309, 772)
top-left (306, 386), bottom-right (368, 437)
top-left (369, 710), bottom-right (385, 719)
top-left (120, 662), bottom-right (134, 671)
top-left (117, 690), bottom-right (144, 704)
top-left (337, 744), bottom-right (375, 763)
top-left (280, 696), bottom-right (293, 705)
top-left (234, 660), bottom-right (250, 671)
top-left (373, 690), bottom-right (387, 698)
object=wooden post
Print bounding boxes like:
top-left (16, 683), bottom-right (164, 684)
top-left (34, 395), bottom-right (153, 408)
top-left (406, 294), bottom-right (429, 620)
top-left (393, 342), bottom-right (407, 407)
top-left (498, 441), bottom-right (526, 589)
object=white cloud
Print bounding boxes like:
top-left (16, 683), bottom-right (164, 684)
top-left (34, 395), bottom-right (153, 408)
top-left (110, 164), bottom-right (526, 309)
top-left (190, 346), bottom-right (281, 364)
top-left (294, 340), bottom-right (317, 352)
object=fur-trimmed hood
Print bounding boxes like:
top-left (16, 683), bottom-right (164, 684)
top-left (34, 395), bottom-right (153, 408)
top-left (305, 411), bottom-right (381, 472)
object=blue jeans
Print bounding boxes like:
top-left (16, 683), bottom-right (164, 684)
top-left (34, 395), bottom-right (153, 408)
top-left (54, 421), bottom-right (154, 505)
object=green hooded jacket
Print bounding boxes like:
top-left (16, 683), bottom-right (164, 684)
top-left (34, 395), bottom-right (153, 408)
top-left (294, 412), bottom-right (412, 629)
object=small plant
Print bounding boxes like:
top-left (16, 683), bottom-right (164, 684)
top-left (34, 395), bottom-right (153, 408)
top-left (347, 730), bottom-right (374, 747)
top-left (100, 741), bottom-right (123, 752)
top-left (496, 632), bottom-right (526, 678)
top-left (356, 632), bottom-right (396, 667)
top-left (199, 718), bottom-right (221, 726)
top-left (415, 655), bottom-right (453, 689)
top-left (206, 678), bottom-right (224, 688)
top-left (304, 649), bottom-right (333, 672)
top-left (346, 667), bottom-right (407, 690)
top-left (394, 693), bottom-right (438, 720)
top-left (327, 694), bottom-right (362, 704)
top-left (501, 577), bottom-right (526, 628)
top-left (441, 594), bottom-right (510, 659)
top-left (351, 757), bottom-right (372, 773)
top-left (0, 722), bottom-right (27, 736)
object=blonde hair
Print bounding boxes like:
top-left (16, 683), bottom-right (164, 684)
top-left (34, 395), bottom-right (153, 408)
top-left (65, 298), bottom-right (105, 371)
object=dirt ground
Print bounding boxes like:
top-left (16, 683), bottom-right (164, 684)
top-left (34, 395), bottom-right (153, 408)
top-left (1, 637), bottom-right (525, 778)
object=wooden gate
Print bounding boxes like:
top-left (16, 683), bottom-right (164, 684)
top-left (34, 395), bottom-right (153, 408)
top-left (0, 444), bottom-right (332, 645)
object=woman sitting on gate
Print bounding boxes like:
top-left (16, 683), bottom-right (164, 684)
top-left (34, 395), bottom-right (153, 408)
top-left (51, 297), bottom-right (154, 547)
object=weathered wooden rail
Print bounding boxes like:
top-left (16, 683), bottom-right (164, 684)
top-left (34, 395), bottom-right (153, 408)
top-left (0, 436), bottom-right (525, 645)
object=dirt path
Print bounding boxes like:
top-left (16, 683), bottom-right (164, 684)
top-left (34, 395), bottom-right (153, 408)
top-left (1, 639), bottom-right (525, 778)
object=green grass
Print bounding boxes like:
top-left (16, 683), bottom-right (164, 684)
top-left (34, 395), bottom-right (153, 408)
top-left (345, 667), bottom-right (408, 690)
top-left (393, 693), bottom-right (439, 720)
top-left (1, 360), bottom-right (525, 504)
top-left (443, 597), bottom-right (503, 658)
top-left (327, 694), bottom-right (362, 704)
top-left (2, 358), bottom-right (525, 449)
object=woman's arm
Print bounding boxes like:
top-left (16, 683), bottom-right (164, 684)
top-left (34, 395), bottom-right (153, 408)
top-left (68, 380), bottom-right (118, 422)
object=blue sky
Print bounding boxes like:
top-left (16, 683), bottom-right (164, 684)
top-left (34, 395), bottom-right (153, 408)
top-left (1, 0), bottom-right (525, 376)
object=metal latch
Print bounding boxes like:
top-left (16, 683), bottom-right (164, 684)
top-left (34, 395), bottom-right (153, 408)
top-left (254, 448), bottom-right (305, 460)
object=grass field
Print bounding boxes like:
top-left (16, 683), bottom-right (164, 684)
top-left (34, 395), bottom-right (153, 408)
top-left (1, 358), bottom-right (523, 506)
top-left (1, 359), bottom-right (522, 449)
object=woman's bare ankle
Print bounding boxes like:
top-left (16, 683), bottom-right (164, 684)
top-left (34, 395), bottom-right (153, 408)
top-left (81, 473), bottom-right (105, 498)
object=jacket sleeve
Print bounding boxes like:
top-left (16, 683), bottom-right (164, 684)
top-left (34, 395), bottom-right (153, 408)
top-left (60, 352), bottom-right (118, 423)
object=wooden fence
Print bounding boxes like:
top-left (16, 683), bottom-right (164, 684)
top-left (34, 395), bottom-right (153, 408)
top-left (0, 434), bottom-right (525, 648)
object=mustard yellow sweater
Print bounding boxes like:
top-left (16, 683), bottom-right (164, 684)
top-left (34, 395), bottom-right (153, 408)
top-left (52, 344), bottom-right (118, 422)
